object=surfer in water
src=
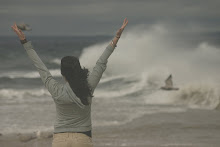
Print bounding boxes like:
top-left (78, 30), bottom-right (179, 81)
top-left (161, 74), bottom-right (179, 90)
top-left (11, 18), bottom-right (128, 147)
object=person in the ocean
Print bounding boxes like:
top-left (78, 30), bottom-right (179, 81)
top-left (11, 18), bottom-right (128, 147)
top-left (161, 74), bottom-right (179, 90)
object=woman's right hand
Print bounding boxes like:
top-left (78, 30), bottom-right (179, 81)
top-left (110, 18), bottom-right (128, 48)
top-left (11, 23), bottom-right (26, 40)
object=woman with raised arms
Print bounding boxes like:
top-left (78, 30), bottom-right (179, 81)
top-left (12, 18), bottom-right (128, 147)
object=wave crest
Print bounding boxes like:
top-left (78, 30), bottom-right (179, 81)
top-left (174, 84), bottom-right (220, 110)
top-left (0, 69), bottom-right (61, 79)
top-left (0, 89), bottom-right (51, 103)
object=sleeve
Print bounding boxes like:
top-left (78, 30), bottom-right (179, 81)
top-left (23, 41), bottom-right (61, 97)
top-left (88, 44), bottom-right (115, 93)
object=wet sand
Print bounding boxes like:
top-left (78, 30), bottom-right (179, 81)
top-left (1, 109), bottom-right (220, 147)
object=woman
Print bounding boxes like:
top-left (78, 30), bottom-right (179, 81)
top-left (11, 18), bottom-right (128, 147)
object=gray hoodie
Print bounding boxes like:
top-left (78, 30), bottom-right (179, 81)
top-left (23, 41), bottom-right (115, 133)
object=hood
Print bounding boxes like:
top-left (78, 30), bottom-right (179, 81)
top-left (53, 82), bottom-right (86, 109)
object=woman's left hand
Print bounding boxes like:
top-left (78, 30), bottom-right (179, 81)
top-left (11, 23), bottom-right (26, 40)
top-left (116, 18), bottom-right (128, 38)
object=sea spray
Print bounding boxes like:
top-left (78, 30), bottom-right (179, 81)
top-left (0, 69), bottom-right (61, 79)
top-left (0, 88), bottom-right (50, 103)
top-left (80, 25), bottom-right (220, 82)
top-left (173, 83), bottom-right (220, 110)
top-left (80, 24), bottom-right (220, 110)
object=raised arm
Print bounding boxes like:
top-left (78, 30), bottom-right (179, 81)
top-left (88, 18), bottom-right (128, 93)
top-left (11, 23), bottom-right (61, 97)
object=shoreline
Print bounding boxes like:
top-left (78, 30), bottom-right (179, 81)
top-left (1, 109), bottom-right (220, 147)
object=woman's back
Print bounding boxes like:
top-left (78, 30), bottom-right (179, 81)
top-left (20, 42), bottom-right (115, 134)
top-left (53, 82), bottom-right (92, 133)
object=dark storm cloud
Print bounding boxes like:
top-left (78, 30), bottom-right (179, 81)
top-left (1, 0), bottom-right (220, 36)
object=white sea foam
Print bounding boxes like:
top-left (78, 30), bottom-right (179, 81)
top-left (0, 88), bottom-right (51, 103)
top-left (95, 72), bottom-right (147, 98)
top-left (0, 69), bottom-right (61, 79)
top-left (80, 24), bottom-right (220, 110)
top-left (50, 58), bottom-right (60, 65)
top-left (145, 81), bottom-right (220, 110)
top-left (173, 83), bottom-right (220, 110)
top-left (80, 24), bottom-right (220, 82)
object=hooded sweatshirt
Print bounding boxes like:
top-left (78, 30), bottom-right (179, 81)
top-left (23, 41), bottom-right (115, 133)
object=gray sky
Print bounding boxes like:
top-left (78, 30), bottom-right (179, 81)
top-left (1, 0), bottom-right (220, 36)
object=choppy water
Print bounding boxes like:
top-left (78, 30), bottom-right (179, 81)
top-left (1, 26), bottom-right (220, 136)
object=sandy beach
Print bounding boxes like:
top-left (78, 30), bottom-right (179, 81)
top-left (1, 109), bottom-right (220, 147)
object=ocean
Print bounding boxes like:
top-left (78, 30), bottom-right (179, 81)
top-left (1, 27), bottom-right (220, 146)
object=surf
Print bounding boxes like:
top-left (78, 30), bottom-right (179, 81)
top-left (79, 24), bottom-right (220, 110)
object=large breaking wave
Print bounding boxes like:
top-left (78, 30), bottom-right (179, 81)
top-left (79, 24), bottom-right (220, 110)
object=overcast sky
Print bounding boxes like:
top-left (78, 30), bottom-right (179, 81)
top-left (1, 0), bottom-right (220, 36)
